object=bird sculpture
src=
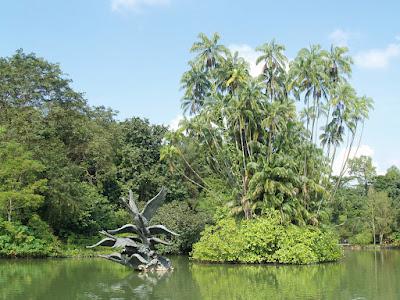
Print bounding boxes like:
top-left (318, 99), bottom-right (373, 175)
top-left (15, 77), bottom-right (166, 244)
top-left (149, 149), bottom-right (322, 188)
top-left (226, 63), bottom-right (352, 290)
top-left (87, 187), bottom-right (178, 271)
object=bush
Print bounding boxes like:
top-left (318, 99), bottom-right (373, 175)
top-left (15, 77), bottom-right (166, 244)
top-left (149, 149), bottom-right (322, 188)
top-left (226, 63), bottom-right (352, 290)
top-left (390, 232), bottom-right (400, 247)
top-left (192, 215), bottom-right (342, 265)
top-left (150, 200), bottom-right (212, 254)
top-left (28, 214), bottom-right (59, 244)
top-left (0, 217), bottom-right (61, 257)
top-left (349, 231), bottom-right (372, 245)
top-left (67, 184), bottom-right (131, 236)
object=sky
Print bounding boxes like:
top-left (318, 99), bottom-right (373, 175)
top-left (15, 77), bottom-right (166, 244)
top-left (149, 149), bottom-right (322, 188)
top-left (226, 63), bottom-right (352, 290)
top-left (1, 0), bottom-right (399, 173)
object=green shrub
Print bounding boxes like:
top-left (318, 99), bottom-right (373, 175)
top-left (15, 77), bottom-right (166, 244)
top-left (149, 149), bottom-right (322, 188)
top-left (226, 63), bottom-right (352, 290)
top-left (273, 225), bottom-right (318, 264)
top-left (240, 216), bottom-right (281, 263)
top-left (349, 231), bottom-right (372, 245)
top-left (196, 178), bottom-right (233, 221)
top-left (190, 218), bottom-right (244, 262)
top-left (28, 214), bottom-right (59, 244)
top-left (311, 228), bottom-right (343, 262)
top-left (0, 217), bottom-right (61, 257)
top-left (192, 215), bottom-right (342, 265)
top-left (151, 200), bottom-right (212, 254)
top-left (389, 232), bottom-right (400, 246)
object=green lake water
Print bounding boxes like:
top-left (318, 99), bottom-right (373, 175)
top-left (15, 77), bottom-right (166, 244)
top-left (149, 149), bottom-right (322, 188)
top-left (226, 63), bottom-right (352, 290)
top-left (1, 250), bottom-right (399, 300)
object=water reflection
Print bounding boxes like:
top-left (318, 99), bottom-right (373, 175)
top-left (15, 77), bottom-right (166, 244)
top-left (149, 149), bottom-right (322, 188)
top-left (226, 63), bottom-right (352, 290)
top-left (83, 270), bottom-right (172, 300)
top-left (191, 260), bottom-right (342, 299)
top-left (0, 257), bottom-right (200, 300)
top-left (0, 251), bottom-right (399, 300)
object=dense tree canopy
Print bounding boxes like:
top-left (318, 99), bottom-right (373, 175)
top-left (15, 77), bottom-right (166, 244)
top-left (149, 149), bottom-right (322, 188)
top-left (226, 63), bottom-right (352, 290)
top-left (0, 35), bottom-right (398, 260)
top-left (0, 50), bottom-right (194, 242)
top-left (163, 33), bottom-right (373, 226)
top-left (0, 131), bottom-right (46, 222)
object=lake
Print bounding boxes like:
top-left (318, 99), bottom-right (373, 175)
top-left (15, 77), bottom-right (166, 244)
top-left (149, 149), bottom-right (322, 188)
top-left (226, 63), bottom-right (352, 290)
top-left (1, 250), bottom-right (399, 300)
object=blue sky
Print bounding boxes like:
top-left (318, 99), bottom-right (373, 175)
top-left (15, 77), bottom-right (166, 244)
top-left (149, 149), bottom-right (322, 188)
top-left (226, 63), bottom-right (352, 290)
top-left (1, 0), bottom-right (399, 173)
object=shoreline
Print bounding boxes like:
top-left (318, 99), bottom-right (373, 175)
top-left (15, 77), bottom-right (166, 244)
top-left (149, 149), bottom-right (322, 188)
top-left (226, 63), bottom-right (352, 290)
top-left (341, 244), bottom-right (400, 250)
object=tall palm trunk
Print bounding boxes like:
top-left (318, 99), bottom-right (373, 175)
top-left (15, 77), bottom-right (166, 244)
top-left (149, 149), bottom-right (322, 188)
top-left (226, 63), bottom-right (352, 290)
top-left (242, 174), bottom-right (251, 219)
top-left (323, 103), bottom-right (332, 154)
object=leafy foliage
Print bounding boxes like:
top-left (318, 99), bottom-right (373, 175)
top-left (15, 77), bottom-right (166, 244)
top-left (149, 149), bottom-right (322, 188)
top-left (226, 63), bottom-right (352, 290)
top-left (330, 162), bottom-right (400, 245)
top-left (0, 133), bottom-right (47, 222)
top-left (0, 50), bottom-right (195, 250)
top-left (151, 201), bottom-right (212, 254)
top-left (192, 213), bottom-right (342, 264)
top-left (0, 36), bottom-right (390, 264)
top-left (164, 32), bottom-right (373, 225)
top-left (0, 217), bottom-right (60, 257)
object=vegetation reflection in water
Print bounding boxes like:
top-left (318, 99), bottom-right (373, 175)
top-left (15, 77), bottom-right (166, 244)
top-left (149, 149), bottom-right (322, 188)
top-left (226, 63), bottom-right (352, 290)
top-left (1, 251), bottom-right (400, 300)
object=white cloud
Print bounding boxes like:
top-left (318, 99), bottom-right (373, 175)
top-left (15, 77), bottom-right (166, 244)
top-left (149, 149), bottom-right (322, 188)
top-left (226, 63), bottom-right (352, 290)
top-left (111, 0), bottom-right (170, 12)
top-left (167, 114), bottom-right (183, 130)
top-left (332, 144), bottom-right (385, 176)
top-left (229, 43), bottom-right (291, 77)
top-left (228, 44), bottom-right (263, 77)
top-left (354, 42), bottom-right (400, 69)
top-left (329, 29), bottom-right (351, 47)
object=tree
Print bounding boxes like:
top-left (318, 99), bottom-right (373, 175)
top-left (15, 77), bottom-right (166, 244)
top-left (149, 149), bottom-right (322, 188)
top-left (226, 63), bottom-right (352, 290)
top-left (349, 156), bottom-right (376, 196)
top-left (190, 32), bottom-right (228, 71)
top-left (256, 40), bottom-right (288, 101)
top-left (366, 189), bottom-right (394, 244)
top-left (0, 49), bottom-right (86, 119)
top-left (0, 131), bottom-right (47, 221)
top-left (181, 62), bottom-right (211, 115)
top-left (117, 117), bottom-right (193, 203)
top-left (289, 45), bottom-right (329, 143)
top-left (164, 33), bottom-right (337, 223)
top-left (374, 166), bottom-right (400, 199)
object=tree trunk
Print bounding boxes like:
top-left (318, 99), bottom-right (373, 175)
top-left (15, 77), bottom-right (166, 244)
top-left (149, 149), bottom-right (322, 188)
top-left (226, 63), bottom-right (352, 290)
top-left (372, 222), bottom-right (376, 245)
top-left (242, 174), bottom-right (251, 219)
top-left (243, 200), bottom-right (251, 219)
top-left (7, 199), bottom-right (12, 222)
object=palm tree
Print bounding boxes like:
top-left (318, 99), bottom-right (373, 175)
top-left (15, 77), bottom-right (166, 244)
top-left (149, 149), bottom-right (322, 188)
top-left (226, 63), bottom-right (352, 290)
top-left (321, 83), bottom-right (355, 164)
top-left (180, 61), bottom-right (211, 115)
top-left (190, 32), bottom-right (228, 71)
top-left (217, 51), bottom-right (250, 95)
top-left (167, 33), bottom-right (375, 225)
top-left (256, 40), bottom-right (288, 101)
top-left (326, 45), bottom-right (353, 84)
top-left (261, 101), bottom-right (292, 159)
top-left (289, 45), bottom-right (330, 143)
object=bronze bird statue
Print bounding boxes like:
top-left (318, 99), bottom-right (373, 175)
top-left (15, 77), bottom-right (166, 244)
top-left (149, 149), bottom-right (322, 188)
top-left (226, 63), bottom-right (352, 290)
top-left (88, 187), bottom-right (178, 271)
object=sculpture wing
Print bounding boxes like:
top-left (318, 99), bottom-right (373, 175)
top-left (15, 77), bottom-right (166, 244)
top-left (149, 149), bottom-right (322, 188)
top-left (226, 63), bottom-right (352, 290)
top-left (107, 224), bottom-right (140, 235)
top-left (113, 237), bottom-right (139, 249)
top-left (142, 187), bottom-right (167, 221)
top-left (128, 236), bottom-right (142, 243)
top-left (127, 253), bottom-right (149, 269)
top-left (99, 253), bottom-right (125, 265)
top-left (107, 252), bottom-right (122, 260)
top-left (147, 225), bottom-right (179, 237)
top-left (100, 253), bottom-right (148, 269)
top-left (149, 237), bottom-right (171, 249)
top-left (86, 238), bottom-right (115, 248)
top-left (100, 252), bottom-right (122, 261)
top-left (128, 253), bottom-right (148, 264)
top-left (128, 190), bottom-right (139, 214)
top-left (121, 190), bottom-right (139, 216)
